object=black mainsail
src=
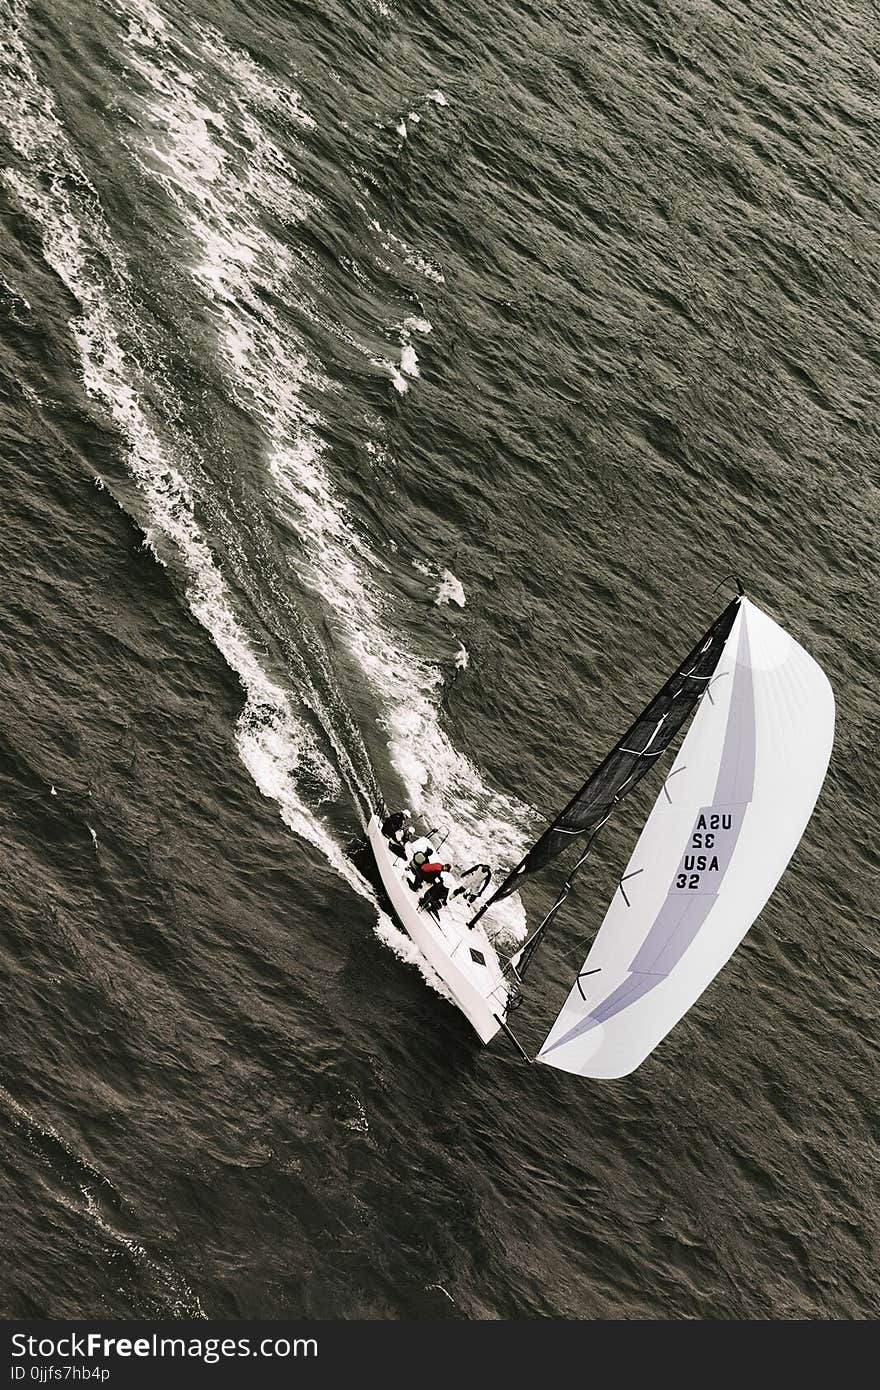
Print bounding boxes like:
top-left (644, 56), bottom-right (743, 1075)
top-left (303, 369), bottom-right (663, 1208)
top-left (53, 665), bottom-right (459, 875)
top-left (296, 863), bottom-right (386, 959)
top-left (470, 596), bottom-right (742, 944)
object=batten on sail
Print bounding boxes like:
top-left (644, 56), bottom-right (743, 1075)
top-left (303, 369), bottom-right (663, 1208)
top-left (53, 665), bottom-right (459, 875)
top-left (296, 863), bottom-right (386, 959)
top-left (537, 599), bottom-right (834, 1079)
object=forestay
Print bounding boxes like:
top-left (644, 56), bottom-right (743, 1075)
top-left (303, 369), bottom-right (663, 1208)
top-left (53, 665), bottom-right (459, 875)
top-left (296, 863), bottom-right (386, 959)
top-left (537, 598), bottom-right (835, 1078)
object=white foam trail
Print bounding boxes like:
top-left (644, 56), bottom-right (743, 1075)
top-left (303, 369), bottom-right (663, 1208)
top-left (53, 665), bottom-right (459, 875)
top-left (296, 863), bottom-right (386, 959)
top-left (345, 1097), bottom-right (369, 1134)
top-left (436, 569), bottom-right (466, 607)
top-left (0, 2), bottom-right (376, 910)
top-left (427, 90), bottom-right (449, 107)
top-left (0, 270), bottom-right (31, 320)
top-left (375, 358), bottom-right (409, 394)
top-left (123, 2), bottom-right (166, 49)
top-left (1, 0), bottom-right (475, 1000)
top-left (0, 1084), bottom-right (117, 1197)
top-left (397, 315), bottom-right (429, 384)
top-left (200, 32), bottom-right (317, 133)
top-left (373, 916), bottom-right (453, 1003)
top-left (114, 12), bottom-right (533, 941)
top-left (367, 216), bottom-right (446, 285)
top-left (79, 1186), bottom-right (206, 1317)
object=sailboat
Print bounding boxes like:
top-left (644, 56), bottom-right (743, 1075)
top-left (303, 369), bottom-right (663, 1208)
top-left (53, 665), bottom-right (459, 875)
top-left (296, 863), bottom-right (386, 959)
top-left (368, 587), bottom-right (835, 1077)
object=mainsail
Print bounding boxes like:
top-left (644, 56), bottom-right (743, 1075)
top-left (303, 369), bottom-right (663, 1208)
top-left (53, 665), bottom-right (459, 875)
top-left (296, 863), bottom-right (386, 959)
top-left (470, 595), bottom-right (741, 925)
top-left (537, 598), bottom-right (834, 1078)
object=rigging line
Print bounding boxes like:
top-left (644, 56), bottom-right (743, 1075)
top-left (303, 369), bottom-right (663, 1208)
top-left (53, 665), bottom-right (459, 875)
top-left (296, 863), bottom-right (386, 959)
top-left (558, 934), bottom-right (599, 966)
top-left (547, 863), bottom-right (648, 979)
top-left (503, 886), bottom-right (569, 973)
top-left (501, 808), bottom-right (614, 978)
top-left (712, 572), bottom-right (746, 597)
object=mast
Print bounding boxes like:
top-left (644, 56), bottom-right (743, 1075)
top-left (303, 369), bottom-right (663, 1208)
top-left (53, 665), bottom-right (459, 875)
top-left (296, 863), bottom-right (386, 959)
top-left (470, 594), bottom-right (742, 934)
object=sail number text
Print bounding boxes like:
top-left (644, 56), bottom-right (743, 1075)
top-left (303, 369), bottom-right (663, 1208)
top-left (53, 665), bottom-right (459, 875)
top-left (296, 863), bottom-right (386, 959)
top-left (674, 811), bottom-right (734, 891)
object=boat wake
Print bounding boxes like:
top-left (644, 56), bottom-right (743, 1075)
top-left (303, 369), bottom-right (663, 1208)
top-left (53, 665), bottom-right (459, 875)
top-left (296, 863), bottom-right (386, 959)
top-left (0, 0), bottom-right (375, 912)
top-left (1, 0), bottom-right (531, 1036)
top-left (110, 1), bottom-right (533, 940)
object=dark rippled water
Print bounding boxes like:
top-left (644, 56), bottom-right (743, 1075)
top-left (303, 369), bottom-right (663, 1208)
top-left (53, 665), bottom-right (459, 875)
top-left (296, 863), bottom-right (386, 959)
top-left (0, 0), bottom-right (877, 1319)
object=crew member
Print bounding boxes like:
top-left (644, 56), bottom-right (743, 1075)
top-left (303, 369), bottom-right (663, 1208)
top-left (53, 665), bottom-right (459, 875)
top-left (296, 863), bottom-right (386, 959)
top-left (405, 833), bottom-right (433, 861)
top-left (408, 857), bottom-right (450, 893)
top-left (451, 863), bottom-right (492, 904)
top-left (382, 808), bottom-right (410, 842)
top-left (421, 859), bottom-right (448, 883)
top-left (404, 833), bottom-right (434, 887)
top-left (389, 825), bottom-right (415, 861)
top-left (419, 872), bottom-right (451, 919)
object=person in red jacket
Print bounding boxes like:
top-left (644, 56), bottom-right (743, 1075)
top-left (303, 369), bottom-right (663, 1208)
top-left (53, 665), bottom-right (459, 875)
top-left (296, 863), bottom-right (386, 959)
top-left (420, 868), bottom-right (454, 919)
top-left (408, 858), bottom-right (450, 893)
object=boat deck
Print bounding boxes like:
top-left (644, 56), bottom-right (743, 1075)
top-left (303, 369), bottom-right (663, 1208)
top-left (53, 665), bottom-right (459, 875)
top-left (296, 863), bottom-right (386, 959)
top-left (368, 816), bottom-right (510, 1044)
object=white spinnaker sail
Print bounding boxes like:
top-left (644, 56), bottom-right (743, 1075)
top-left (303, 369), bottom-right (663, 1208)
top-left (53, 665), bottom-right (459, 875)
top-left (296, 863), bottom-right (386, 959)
top-left (537, 599), bottom-right (834, 1079)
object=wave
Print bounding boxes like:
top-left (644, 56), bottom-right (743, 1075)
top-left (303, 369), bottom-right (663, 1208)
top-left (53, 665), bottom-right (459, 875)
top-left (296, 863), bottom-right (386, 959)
top-left (436, 569), bottom-right (466, 607)
top-left (0, 1084), bottom-right (204, 1317)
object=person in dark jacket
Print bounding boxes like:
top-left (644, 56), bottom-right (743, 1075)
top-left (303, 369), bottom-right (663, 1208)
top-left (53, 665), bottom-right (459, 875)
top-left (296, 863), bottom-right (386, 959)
top-left (382, 808), bottom-right (410, 841)
top-left (419, 860), bottom-right (449, 884)
top-left (388, 824), bottom-right (414, 860)
top-left (419, 875), bottom-right (450, 919)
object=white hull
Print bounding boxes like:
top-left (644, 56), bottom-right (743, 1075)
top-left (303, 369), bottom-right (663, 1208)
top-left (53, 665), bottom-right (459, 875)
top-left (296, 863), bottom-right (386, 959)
top-left (367, 815), bottom-right (510, 1044)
